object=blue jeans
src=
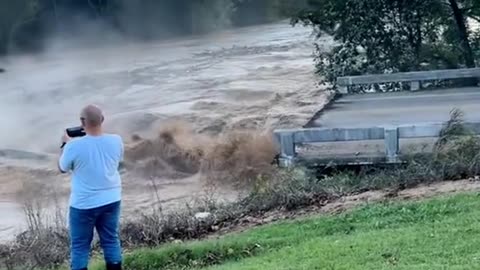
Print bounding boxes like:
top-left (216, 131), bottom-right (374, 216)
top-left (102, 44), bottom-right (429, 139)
top-left (69, 201), bottom-right (122, 270)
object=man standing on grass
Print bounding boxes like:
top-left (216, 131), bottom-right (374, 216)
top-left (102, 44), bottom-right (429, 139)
top-left (59, 104), bottom-right (124, 270)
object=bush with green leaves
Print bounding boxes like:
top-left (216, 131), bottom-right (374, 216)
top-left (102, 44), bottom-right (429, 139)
top-left (292, 0), bottom-right (480, 92)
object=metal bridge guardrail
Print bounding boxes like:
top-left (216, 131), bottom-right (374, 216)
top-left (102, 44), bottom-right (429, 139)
top-left (274, 122), bottom-right (480, 167)
top-left (336, 67), bottom-right (480, 94)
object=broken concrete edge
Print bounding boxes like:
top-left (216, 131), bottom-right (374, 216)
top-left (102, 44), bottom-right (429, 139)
top-left (303, 88), bottom-right (340, 128)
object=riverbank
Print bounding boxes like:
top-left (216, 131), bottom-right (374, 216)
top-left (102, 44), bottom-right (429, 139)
top-left (22, 184), bottom-right (480, 270)
top-left (88, 191), bottom-right (480, 270)
top-left (93, 193), bottom-right (480, 270)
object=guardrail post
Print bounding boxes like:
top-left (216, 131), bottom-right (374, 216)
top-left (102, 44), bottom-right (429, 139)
top-left (338, 85), bottom-right (348, 94)
top-left (410, 81), bottom-right (420, 91)
top-left (384, 127), bottom-right (399, 163)
top-left (274, 131), bottom-right (295, 167)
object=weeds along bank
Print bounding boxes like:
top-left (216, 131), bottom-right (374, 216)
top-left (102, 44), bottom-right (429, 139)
top-left (93, 193), bottom-right (480, 270)
top-left (1, 111), bottom-right (480, 269)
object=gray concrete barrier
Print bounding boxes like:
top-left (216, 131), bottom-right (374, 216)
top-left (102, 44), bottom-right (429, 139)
top-left (274, 122), bottom-right (480, 167)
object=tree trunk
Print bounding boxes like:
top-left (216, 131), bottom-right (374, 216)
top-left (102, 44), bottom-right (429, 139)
top-left (448, 0), bottom-right (476, 68)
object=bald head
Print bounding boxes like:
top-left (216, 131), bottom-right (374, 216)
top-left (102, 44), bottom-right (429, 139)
top-left (80, 104), bottom-right (104, 128)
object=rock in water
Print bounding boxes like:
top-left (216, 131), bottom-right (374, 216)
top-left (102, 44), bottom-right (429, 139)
top-left (0, 68), bottom-right (5, 73)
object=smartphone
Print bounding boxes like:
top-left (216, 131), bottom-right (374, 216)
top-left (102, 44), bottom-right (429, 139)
top-left (66, 126), bottom-right (86, 138)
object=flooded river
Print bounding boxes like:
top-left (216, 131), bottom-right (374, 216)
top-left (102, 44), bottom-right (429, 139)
top-left (0, 21), bottom-right (331, 241)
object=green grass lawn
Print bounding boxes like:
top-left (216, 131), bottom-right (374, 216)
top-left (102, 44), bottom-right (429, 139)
top-left (91, 192), bottom-right (480, 270)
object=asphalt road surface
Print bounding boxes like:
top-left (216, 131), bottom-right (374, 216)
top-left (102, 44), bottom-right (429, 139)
top-left (311, 87), bottom-right (480, 128)
top-left (301, 87), bottom-right (480, 165)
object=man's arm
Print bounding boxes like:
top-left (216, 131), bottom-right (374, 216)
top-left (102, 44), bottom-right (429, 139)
top-left (58, 136), bottom-right (74, 174)
top-left (118, 136), bottom-right (125, 171)
top-left (58, 147), bottom-right (70, 174)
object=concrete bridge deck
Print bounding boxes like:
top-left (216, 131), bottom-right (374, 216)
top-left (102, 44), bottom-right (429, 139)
top-left (310, 87), bottom-right (480, 129)
top-left (297, 87), bottom-right (480, 166)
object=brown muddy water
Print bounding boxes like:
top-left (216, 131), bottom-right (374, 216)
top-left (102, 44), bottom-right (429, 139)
top-left (0, 21), bottom-right (332, 241)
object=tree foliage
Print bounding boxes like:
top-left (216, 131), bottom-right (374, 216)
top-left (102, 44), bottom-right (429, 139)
top-left (292, 0), bottom-right (480, 92)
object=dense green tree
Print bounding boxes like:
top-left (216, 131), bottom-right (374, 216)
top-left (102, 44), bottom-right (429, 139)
top-left (292, 0), bottom-right (480, 91)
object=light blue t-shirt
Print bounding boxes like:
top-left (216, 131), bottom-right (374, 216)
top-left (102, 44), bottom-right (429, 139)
top-left (59, 134), bottom-right (123, 210)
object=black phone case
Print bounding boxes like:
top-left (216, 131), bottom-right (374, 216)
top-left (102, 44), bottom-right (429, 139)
top-left (66, 127), bottom-right (86, 138)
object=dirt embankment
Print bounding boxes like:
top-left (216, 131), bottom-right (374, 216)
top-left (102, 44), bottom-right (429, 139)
top-left (206, 178), bottom-right (480, 238)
